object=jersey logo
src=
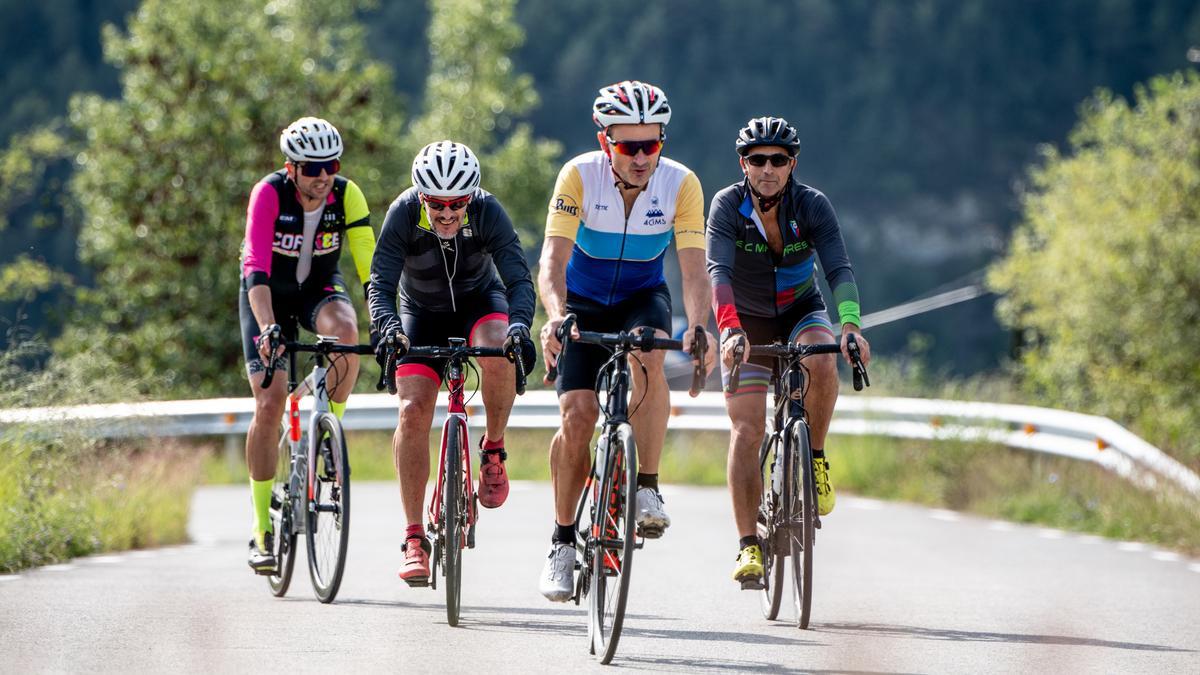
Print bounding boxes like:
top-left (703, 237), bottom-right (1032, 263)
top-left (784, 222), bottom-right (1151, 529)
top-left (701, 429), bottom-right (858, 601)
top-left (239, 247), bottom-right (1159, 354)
top-left (645, 208), bottom-right (665, 219)
top-left (461, 227), bottom-right (473, 238)
top-left (278, 214), bottom-right (298, 223)
top-left (789, 220), bottom-right (800, 238)
top-left (553, 194), bottom-right (579, 217)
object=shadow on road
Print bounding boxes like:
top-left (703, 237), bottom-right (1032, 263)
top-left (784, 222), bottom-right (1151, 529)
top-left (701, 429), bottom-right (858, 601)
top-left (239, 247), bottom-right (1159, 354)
top-left (817, 622), bottom-right (1194, 653)
top-left (615, 653), bottom-right (918, 675)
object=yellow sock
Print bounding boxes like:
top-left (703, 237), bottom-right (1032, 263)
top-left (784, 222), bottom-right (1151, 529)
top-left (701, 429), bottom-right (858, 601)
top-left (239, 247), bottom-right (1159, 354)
top-left (329, 399), bottom-right (346, 419)
top-left (251, 478), bottom-right (273, 535)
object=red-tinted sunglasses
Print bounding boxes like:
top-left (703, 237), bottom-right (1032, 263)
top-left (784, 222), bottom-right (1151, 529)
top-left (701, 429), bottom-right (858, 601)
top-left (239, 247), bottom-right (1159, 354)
top-left (606, 136), bottom-right (664, 157)
top-left (422, 195), bottom-right (472, 211)
top-left (297, 159), bottom-right (340, 177)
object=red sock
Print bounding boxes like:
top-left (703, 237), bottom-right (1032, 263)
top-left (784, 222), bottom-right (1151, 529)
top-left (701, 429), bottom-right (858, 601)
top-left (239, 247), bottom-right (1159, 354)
top-left (405, 523), bottom-right (424, 540)
top-left (483, 436), bottom-right (504, 451)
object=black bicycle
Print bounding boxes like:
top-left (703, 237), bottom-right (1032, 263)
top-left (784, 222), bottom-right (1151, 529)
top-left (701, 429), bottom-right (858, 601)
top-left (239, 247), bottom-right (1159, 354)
top-left (548, 315), bottom-right (706, 664)
top-left (727, 334), bottom-right (868, 629)
top-left (378, 335), bottom-right (527, 626)
top-left (259, 333), bottom-right (374, 603)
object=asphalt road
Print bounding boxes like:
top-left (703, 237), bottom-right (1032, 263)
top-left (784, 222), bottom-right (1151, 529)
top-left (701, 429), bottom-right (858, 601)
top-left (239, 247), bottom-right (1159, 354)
top-left (2, 482), bottom-right (1198, 673)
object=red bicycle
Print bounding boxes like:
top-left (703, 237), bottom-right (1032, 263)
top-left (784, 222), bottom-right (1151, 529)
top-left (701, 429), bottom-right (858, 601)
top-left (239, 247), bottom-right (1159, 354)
top-left (381, 336), bottom-right (526, 626)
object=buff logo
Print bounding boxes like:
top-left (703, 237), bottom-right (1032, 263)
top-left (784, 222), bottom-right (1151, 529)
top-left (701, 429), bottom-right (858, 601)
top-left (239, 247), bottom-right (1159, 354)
top-left (553, 194), bottom-right (579, 217)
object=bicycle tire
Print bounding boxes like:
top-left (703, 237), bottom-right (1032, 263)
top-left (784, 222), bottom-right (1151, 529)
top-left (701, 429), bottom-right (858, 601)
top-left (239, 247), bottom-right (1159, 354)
top-left (268, 431), bottom-right (298, 597)
top-left (589, 423), bottom-right (637, 664)
top-left (758, 435), bottom-right (785, 620)
top-left (788, 422), bottom-right (816, 629)
top-left (305, 412), bottom-right (351, 603)
top-left (443, 419), bottom-right (464, 626)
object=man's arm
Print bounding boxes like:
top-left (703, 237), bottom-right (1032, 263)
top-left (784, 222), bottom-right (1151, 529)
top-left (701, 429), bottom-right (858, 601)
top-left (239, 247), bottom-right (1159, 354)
top-left (480, 198), bottom-right (535, 328)
top-left (367, 199), bottom-right (409, 336)
top-left (804, 191), bottom-right (870, 365)
top-left (673, 171), bottom-right (713, 370)
top-left (341, 179), bottom-right (375, 300)
top-left (538, 235), bottom-right (575, 373)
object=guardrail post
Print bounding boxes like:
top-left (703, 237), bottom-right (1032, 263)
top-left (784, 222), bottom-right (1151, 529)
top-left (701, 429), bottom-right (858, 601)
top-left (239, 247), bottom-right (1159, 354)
top-left (224, 433), bottom-right (242, 475)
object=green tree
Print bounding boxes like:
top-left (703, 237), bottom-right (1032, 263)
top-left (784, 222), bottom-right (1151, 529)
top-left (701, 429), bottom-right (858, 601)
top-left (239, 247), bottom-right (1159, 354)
top-left (989, 71), bottom-right (1200, 465)
top-left (59, 0), bottom-right (408, 395)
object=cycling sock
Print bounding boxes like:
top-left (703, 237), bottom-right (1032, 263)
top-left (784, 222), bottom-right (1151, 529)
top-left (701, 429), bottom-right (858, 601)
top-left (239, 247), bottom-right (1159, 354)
top-left (482, 435), bottom-right (504, 451)
top-left (636, 472), bottom-right (659, 491)
top-left (405, 523), bottom-right (424, 540)
top-left (739, 535), bottom-right (759, 551)
top-left (553, 522), bottom-right (576, 547)
top-left (329, 399), bottom-right (346, 419)
top-left (812, 448), bottom-right (825, 460)
top-left (251, 478), bottom-right (274, 534)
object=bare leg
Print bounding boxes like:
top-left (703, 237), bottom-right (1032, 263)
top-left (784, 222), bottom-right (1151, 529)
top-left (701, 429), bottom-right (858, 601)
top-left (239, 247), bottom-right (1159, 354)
top-left (726, 393), bottom-right (768, 538)
top-left (550, 391), bottom-right (598, 525)
top-left (313, 299), bottom-right (360, 404)
top-left (627, 327), bottom-right (670, 474)
top-left (394, 373), bottom-right (439, 525)
top-left (471, 319), bottom-right (515, 443)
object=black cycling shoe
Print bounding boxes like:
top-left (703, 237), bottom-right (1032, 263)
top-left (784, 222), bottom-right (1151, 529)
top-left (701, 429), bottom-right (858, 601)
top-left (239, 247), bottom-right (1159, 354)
top-left (248, 531), bottom-right (277, 575)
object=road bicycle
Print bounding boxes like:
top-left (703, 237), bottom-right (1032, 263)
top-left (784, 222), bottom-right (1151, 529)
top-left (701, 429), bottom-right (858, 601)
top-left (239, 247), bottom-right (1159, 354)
top-left (727, 333), bottom-right (869, 628)
top-left (548, 315), bottom-right (706, 664)
top-left (259, 332), bottom-right (374, 603)
top-left (379, 335), bottom-right (527, 626)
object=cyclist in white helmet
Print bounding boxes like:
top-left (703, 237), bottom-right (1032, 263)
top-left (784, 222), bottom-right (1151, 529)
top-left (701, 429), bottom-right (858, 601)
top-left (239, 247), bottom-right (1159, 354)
top-left (369, 140), bottom-right (536, 586)
top-left (240, 116), bottom-right (376, 573)
top-left (536, 81), bottom-right (716, 601)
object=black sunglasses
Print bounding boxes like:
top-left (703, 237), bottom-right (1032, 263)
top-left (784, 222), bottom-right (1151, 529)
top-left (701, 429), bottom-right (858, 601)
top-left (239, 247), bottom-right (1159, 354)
top-left (296, 159), bottom-right (340, 177)
top-left (743, 153), bottom-right (792, 168)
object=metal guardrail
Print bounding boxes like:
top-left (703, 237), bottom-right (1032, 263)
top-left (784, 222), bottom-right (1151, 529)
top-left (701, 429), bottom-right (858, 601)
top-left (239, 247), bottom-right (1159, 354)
top-left (2, 391), bottom-right (1197, 498)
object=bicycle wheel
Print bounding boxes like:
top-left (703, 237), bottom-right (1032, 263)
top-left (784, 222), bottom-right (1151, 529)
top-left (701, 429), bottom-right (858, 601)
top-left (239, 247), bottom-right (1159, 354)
top-left (442, 419), bottom-right (464, 626)
top-left (589, 423), bottom-right (637, 664)
top-left (787, 422), bottom-right (817, 629)
top-left (305, 412), bottom-right (351, 604)
top-left (268, 431), bottom-right (298, 597)
top-left (757, 435), bottom-right (785, 620)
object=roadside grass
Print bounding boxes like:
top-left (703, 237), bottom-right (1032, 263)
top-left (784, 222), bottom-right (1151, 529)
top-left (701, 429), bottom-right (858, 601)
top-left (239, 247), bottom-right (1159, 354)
top-left (200, 425), bottom-right (1200, 555)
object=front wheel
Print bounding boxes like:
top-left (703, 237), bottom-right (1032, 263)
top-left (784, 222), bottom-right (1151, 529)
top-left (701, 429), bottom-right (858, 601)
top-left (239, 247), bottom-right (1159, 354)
top-left (305, 412), bottom-right (351, 604)
top-left (589, 423), bottom-right (637, 664)
top-left (787, 422), bottom-right (816, 629)
top-left (757, 435), bottom-right (785, 620)
top-left (442, 419), bottom-right (466, 626)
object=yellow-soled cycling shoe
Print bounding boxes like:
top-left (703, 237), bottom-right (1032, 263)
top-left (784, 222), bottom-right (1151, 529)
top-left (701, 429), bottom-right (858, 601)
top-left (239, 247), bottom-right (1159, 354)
top-left (813, 458), bottom-right (835, 516)
top-left (733, 544), bottom-right (765, 589)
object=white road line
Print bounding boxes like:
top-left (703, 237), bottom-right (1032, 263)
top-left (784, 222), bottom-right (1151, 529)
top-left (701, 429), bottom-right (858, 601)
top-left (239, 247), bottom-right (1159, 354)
top-left (1037, 529), bottom-right (1064, 540)
top-left (88, 556), bottom-right (122, 564)
top-left (1117, 542), bottom-right (1146, 553)
top-left (930, 510), bottom-right (960, 522)
top-left (988, 521), bottom-right (1014, 532)
top-left (130, 551), bottom-right (156, 559)
top-left (41, 564), bottom-right (75, 572)
top-left (0, 575), bottom-right (20, 582)
top-left (1189, 563), bottom-right (1200, 574)
top-left (847, 498), bottom-right (884, 510)
top-left (1151, 551), bottom-right (1182, 563)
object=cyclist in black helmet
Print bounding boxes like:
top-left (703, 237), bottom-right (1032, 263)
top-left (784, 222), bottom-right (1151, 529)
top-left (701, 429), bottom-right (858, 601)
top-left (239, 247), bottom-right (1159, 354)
top-left (706, 116), bottom-right (871, 588)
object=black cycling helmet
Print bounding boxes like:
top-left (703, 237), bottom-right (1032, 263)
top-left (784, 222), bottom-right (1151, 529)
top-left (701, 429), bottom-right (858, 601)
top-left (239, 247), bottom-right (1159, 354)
top-left (735, 116), bottom-right (800, 156)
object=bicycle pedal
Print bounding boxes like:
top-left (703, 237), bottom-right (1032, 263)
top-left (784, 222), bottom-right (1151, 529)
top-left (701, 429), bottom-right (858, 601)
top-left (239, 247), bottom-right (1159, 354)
top-left (636, 525), bottom-right (664, 539)
top-left (402, 576), bottom-right (430, 588)
top-left (739, 578), bottom-right (765, 591)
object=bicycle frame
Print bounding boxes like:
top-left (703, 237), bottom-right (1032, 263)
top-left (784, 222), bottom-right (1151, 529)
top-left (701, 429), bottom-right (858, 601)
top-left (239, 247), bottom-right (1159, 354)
top-left (426, 339), bottom-right (478, 547)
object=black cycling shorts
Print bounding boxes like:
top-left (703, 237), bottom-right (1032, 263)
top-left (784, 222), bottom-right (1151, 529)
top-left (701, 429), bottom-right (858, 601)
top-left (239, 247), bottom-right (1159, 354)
top-left (719, 293), bottom-right (834, 396)
top-left (396, 288), bottom-right (509, 385)
top-left (239, 273), bottom-right (352, 375)
top-left (555, 284), bottom-right (672, 394)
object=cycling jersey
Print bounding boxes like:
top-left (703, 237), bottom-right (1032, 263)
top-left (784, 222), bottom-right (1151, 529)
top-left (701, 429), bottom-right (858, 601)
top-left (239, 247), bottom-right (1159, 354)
top-left (545, 151), bottom-right (705, 305)
top-left (241, 170), bottom-right (374, 293)
top-left (706, 178), bottom-right (861, 331)
top-left (368, 187), bottom-right (535, 336)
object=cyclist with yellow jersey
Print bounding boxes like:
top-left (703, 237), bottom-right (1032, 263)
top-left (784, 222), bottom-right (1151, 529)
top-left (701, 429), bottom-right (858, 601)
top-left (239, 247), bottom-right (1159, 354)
top-left (240, 117), bottom-right (375, 573)
top-left (537, 80), bottom-right (715, 601)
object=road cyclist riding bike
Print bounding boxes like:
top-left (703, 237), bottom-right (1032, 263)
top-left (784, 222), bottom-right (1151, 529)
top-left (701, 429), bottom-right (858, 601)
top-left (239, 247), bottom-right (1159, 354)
top-left (547, 314), bottom-right (707, 663)
top-left (538, 80), bottom-right (715, 605)
top-left (368, 140), bottom-right (537, 588)
top-left (240, 116), bottom-right (376, 575)
top-left (256, 332), bottom-right (376, 603)
top-left (705, 115), bottom-right (872, 599)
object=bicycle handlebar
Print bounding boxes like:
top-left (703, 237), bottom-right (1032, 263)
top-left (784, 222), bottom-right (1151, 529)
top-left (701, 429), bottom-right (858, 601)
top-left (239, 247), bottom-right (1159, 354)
top-left (547, 314), bottom-right (707, 396)
top-left (725, 335), bottom-right (870, 394)
top-left (259, 334), bottom-right (375, 389)
top-left (376, 339), bottom-right (527, 396)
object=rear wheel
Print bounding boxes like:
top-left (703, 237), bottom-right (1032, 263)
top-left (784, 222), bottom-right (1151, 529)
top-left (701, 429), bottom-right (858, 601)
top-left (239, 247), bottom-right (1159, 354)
top-left (589, 423), bottom-right (637, 664)
top-left (305, 412), bottom-right (351, 603)
top-left (788, 422), bottom-right (816, 629)
top-left (268, 431), bottom-right (298, 597)
top-left (757, 436), bottom-right (785, 620)
top-left (443, 420), bottom-right (464, 626)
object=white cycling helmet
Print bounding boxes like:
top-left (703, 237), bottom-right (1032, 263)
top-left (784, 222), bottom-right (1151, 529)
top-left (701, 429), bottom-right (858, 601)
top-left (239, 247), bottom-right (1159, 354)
top-left (592, 80), bottom-right (672, 128)
top-left (411, 140), bottom-right (481, 198)
top-left (279, 117), bottom-right (343, 162)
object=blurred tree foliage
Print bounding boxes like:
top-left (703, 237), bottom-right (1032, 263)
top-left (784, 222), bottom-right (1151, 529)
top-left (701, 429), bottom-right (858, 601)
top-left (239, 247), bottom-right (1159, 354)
top-left (48, 0), bottom-right (556, 395)
top-left (990, 72), bottom-right (1200, 465)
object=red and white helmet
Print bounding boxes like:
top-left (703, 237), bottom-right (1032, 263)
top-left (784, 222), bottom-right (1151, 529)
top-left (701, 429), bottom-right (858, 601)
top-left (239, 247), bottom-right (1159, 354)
top-left (592, 80), bottom-right (672, 128)
top-left (279, 117), bottom-right (343, 162)
top-left (410, 140), bottom-right (481, 198)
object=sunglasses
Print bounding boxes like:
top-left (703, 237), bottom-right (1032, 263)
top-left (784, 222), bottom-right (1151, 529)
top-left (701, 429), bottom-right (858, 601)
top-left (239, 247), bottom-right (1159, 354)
top-left (743, 153), bottom-right (792, 168)
top-left (296, 159), bottom-right (340, 177)
top-left (606, 136), bottom-right (664, 157)
top-left (422, 195), bottom-right (472, 211)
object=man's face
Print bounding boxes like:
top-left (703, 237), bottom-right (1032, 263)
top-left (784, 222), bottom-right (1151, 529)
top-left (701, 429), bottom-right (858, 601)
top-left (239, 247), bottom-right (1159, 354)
top-left (422, 194), bottom-right (472, 239)
top-left (287, 159), bottom-right (339, 202)
top-left (740, 145), bottom-right (795, 199)
top-left (598, 123), bottom-right (663, 188)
